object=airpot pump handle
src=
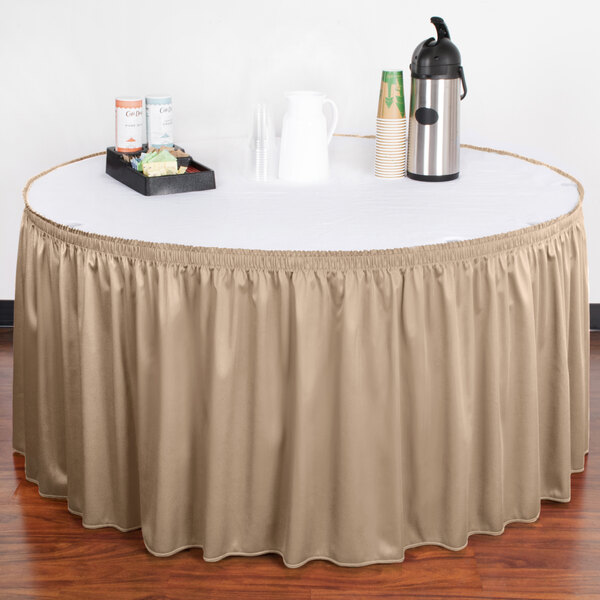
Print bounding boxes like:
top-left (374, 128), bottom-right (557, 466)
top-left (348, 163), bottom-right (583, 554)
top-left (431, 16), bottom-right (451, 41)
top-left (458, 66), bottom-right (467, 100)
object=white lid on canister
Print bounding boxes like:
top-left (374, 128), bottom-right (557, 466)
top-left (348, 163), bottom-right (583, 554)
top-left (146, 95), bottom-right (172, 105)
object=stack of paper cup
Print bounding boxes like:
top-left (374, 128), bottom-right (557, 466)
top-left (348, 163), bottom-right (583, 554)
top-left (375, 71), bottom-right (407, 179)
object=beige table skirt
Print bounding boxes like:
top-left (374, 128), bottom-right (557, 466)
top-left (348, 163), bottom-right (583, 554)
top-left (13, 149), bottom-right (589, 567)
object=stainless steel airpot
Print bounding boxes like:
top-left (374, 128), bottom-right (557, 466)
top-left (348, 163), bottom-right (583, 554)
top-left (407, 17), bottom-right (467, 181)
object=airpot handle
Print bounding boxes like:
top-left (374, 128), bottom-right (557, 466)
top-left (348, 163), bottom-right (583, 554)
top-left (458, 66), bottom-right (467, 100)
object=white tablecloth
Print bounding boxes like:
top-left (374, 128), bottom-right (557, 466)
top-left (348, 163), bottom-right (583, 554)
top-left (26, 137), bottom-right (579, 251)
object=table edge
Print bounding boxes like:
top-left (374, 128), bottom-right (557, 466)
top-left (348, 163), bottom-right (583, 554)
top-left (21, 144), bottom-right (585, 271)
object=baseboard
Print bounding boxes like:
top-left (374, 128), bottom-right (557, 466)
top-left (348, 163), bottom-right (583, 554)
top-left (592, 303), bottom-right (600, 331)
top-left (0, 300), bottom-right (14, 328)
top-left (1, 299), bottom-right (600, 330)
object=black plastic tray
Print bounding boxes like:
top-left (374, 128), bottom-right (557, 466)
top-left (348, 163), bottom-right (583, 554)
top-left (105, 146), bottom-right (216, 196)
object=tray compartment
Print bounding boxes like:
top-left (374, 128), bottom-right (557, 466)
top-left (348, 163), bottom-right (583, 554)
top-left (105, 146), bottom-right (216, 195)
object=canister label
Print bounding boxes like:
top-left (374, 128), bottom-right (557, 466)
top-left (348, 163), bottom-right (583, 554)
top-left (115, 98), bottom-right (143, 153)
top-left (146, 96), bottom-right (173, 147)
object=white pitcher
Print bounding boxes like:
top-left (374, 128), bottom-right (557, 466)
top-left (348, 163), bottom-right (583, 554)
top-left (278, 91), bottom-right (339, 183)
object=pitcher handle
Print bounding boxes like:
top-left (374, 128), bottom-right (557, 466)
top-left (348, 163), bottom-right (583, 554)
top-left (324, 98), bottom-right (339, 144)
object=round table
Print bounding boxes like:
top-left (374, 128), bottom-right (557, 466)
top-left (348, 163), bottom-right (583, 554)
top-left (13, 138), bottom-right (589, 568)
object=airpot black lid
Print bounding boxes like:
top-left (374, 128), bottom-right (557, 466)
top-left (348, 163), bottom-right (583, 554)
top-left (410, 17), bottom-right (462, 79)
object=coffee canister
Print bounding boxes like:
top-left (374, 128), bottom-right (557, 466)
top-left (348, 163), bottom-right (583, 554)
top-left (115, 97), bottom-right (143, 153)
top-left (146, 95), bottom-right (174, 147)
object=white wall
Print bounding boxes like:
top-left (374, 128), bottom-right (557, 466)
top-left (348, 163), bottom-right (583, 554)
top-left (1, 0), bottom-right (599, 300)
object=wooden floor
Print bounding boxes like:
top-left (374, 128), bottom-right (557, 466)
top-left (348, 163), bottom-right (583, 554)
top-left (0, 328), bottom-right (598, 600)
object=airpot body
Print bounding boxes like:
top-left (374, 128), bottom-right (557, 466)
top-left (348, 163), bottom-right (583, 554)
top-left (407, 17), bottom-right (467, 182)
